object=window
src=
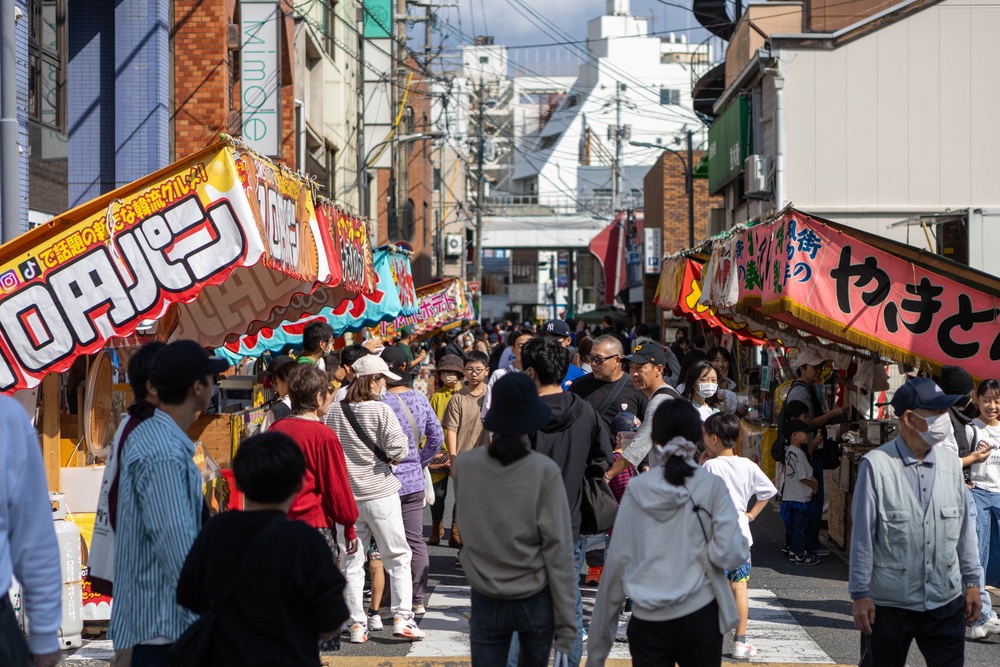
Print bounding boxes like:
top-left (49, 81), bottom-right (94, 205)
top-left (433, 167), bottom-right (442, 192)
top-left (323, 0), bottom-right (338, 60)
top-left (28, 0), bottom-right (66, 131)
top-left (660, 88), bottom-right (681, 105)
top-left (479, 56), bottom-right (489, 64)
top-left (539, 134), bottom-right (560, 150)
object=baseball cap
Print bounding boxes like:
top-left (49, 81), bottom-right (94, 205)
top-left (149, 340), bottom-right (230, 392)
top-left (351, 354), bottom-right (402, 382)
top-left (611, 411), bottom-right (639, 434)
top-left (792, 349), bottom-right (832, 369)
top-left (624, 342), bottom-right (667, 367)
top-left (785, 419), bottom-right (812, 436)
top-left (380, 346), bottom-right (412, 386)
top-left (260, 354), bottom-right (295, 378)
top-left (542, 319), bottom-right (572, 338)
top-left (889, 377), bottom-right (966, 414)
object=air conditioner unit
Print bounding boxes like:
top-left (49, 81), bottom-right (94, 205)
top-left (445, 234), bottom-right (463, 258)
top-left (744, 155), bottom-right (771, 195)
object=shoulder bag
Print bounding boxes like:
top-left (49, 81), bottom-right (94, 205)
top-left (580, 474), bottom-right (619, 535)
top-left (596, 374), bottom-right (630, 417)
top-left (166, 515), bottom-right (283, 666)
top-left (340, 400), bottom-right (390, 464)
top-left (394, 396), bottom-right (436, 507)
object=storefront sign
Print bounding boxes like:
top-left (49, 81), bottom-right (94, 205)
top-left (707, 95), bottom-right (751, 194)
top-left (240, 1), bottom-right (281, 156)
top-left (644, 228), bottom-right (662, 274)
top-left (0, 141), bottom-right (334, 393)
top-left (724, 210), bottom-right (1000, 375)
top-left (374, 277), bottom-right (473, 341)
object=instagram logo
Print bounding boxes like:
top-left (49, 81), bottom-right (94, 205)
top-left (0, 270), bottom-right (19, 292)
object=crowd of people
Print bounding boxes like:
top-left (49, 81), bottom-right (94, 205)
top-left (2, 315), bottom-right (994, 667)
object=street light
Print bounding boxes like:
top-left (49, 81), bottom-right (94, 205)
top-left (631, 130), bottom-right (695, 248)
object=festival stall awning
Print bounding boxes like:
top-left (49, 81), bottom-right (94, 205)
top-left (654, 256), bottom-right (765, 344)
top-left (215, 246), bottom-right (419, 362)
top-left (702, 208), bottom-right (1000, 377)
top-left (371, 277), bottom-right (473, 342)
top-left (0, 137), bottom-right (374, 393)
top-left (589, 213), bottom-right (627, 307)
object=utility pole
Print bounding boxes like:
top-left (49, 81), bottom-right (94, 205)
top-left (473, 78), bottom-right (485, 287)
top-left (612, 81), bottom-right (623, 214)
top-left (394, 0), bottom-right (409, 242)
top-left (686, 129), bottom-right (694, 248)
top-left (1, 0), bottom-right (20, 243)
top-left (357, 5), bottom-right (367, 220)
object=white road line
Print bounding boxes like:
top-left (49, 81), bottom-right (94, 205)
top-left (408, 584), bottom-right (473, 657)
top-left (745, 589), bottom-right (834, 664)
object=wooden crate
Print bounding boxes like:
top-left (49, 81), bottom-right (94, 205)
top-left (188, 414), bottom-right (234, 467)
top-left (827, 485), bottom-right (854, 553)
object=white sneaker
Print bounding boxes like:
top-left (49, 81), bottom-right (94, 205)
top-left (616, 612), bottom-right (631, 642)
top-left (968, 616), bottom-right (1000, 639)
top-left (367, 612), bottom-right (383, 631)
top-left (732, 641), bottom-right (758, 659)
top-left (413, 604), bottom-right (427, 615)
top-left (350, 622), bottom-right (368, 644)
top-left (393, 614), bottom-right (426, 640)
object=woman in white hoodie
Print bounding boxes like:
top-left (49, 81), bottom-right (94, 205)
top-left (587, 399), bottom-right (749, 667)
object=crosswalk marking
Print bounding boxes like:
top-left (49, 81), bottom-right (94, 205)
top-left (65, 639), bottom-right (114, 661)
top-left (409, 586), bottom-right (835, 664)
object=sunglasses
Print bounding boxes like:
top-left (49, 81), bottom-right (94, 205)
top-left (587, 354), bottom-right (621, 366)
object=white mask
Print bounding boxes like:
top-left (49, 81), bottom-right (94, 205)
top-left (696, 382), bottom-right (718, 398)
top-left (918, 411), bottom-right (954, 445)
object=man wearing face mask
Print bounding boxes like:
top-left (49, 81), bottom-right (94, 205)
top-left (850, 378), bottom-right (982, 667)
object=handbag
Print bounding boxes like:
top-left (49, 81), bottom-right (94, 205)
top-left (427, 451), bottom-right (451, 474)
top-left (580, 474), bottom-right (618, 535)
top-left (166, 515), bottom-right (283, 666)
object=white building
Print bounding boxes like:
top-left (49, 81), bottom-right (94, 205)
top-left (708, 0), bottom-right (1000, 274)
top-left (508, 0), bottom-right (709, 216)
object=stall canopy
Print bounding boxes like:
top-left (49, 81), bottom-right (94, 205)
top-left (0, 137), bottom-right (375, 393)
top-left (216, 246), bottom-right (419, 362)
top-left (700, 208), bottom-right (1000, 377)
top-left (371, 277), bottom-right (474, 342)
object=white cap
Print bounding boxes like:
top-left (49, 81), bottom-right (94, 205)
top-left (791, 348), bottom-right (833, 369)
top-left (351, 354), bottom-right (402, 381)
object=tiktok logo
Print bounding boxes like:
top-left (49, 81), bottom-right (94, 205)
top-left (18, 257), bottom-right (39, 281)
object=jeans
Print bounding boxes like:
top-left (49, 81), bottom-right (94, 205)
top-left (339, 493), bottom-right (414, 623)
top-left (507, 536), bottom-right (585, 667)
top-left (806, 455), bottom-right (825, 551)
top-left (972, 486), bottom-right (1000, 588)
top-left (781, 501), bottom-right (809, 555)
top-left (131, 644), bottom-right (171, 667)
top-left (400, 490), bottom-right (429, 605)
top-left (966, 488), bottom-right (995, 625)
top-left (627, 600), bottom-right (722, 667)
top-left (0, 596), bottom-right (29, 667)
top-left (470, 587), bottom-right (554, 667)
top-left (430, 475), bottom-right (449, 524)
top-left (858, 595), bottom-right (965, 667)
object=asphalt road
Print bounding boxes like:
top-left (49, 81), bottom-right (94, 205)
top-left (59, 486), bottom-right (1000, 666)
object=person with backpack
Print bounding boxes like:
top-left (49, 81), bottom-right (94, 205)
top-left (603, 342), bottom-right (682, 481)
top-left (569, 334), bottom-right (648, 447)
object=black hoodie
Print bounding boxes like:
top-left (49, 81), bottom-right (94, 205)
top-left (530, 392), bottom-right (614, 540)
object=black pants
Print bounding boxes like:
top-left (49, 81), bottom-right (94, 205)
top-left (0, 595), bottom-right (29, 667)
top-left (859, 595), bottom-right (965, 667)
top-left (627, 599), bottom-right (722, 667)
top-left (430, 475), bottom-right (449, 524)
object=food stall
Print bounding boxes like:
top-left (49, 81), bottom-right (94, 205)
top-left (0, 137), bottom-right (378, 623)
top-left (659, 207), bottom-right (1000, 551)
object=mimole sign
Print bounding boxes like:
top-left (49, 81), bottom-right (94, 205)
top-left (241, 1), bottom-right (281, 156)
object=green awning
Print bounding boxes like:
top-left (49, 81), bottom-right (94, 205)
top-left (692, 153), bottom-right (709, 179)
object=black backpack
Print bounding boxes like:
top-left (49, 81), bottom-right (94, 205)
top-left (772, 381), bottom-right (814, 464)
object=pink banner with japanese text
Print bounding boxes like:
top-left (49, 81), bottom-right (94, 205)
top-left (712, 210), bottom-right (1000, 376)
top-left (372, 277), bottom-right (473, 342)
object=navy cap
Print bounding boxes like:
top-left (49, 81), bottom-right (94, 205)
top-left (150, 340), bottom-right (230, 392)
top-left (624, 342), bottom-right (667, 367)
top-left (542, 319), bottom-right (572, 338)
top-left (889, 377), bottom-right (965, 414)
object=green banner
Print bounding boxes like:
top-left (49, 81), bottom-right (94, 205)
top-left (707, 95), bottom-right (751, 194)
top-left (363, 0), bottom-right (393, 39)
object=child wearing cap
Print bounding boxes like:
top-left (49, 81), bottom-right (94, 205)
top-left (427, 354), bottom-right (466, 546)
top-left (702, 412), bottom-right (778, 659)
top-left (780, 419), bottom-right (820, 565)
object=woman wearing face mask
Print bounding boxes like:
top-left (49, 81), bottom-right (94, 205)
top-left (427, 355), bottom-right (466, 545)
top-left (970, 380), bottom-right (1000, 590)
top-left (323, 355), bottom-right (426, 644)
top-left (682, 361), bottom-right (726, 421)
top-left (706, 346), bottom-right (742, 415)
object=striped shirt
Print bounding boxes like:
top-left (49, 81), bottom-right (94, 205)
top-left (109, 409), bottom-right (202, 648)
top-left (323, 400), bottom-right (408, 502)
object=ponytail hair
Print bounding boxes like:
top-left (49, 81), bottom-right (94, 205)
top-left (488, 433), bottom-right (530, 466)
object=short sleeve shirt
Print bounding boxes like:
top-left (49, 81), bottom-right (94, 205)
top-left (782, 445), bottom-right (814, 503)
top-left (442, 387), bottom-right (490, 457)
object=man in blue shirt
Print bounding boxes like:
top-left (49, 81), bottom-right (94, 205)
top-left (0, 396), bottom-right (61, 667)
top-left (109, 340), bottom-right (229, 665)
top-left (541, 319), bottom-right (586, 390)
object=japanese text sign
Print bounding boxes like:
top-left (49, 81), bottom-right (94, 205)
top-left (373, 277), bottom-right (473, 341)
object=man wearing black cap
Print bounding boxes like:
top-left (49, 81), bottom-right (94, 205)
top-left (260, 355), bottom-right (297, 432)
top-left (850, 378), bottom-right (981, 667)
top-left (541, 319), bottom-right (585, 390)
top-left (603, 342), bottom-right (680, 481)
top-left (109, 340), bottom-right (230, 661)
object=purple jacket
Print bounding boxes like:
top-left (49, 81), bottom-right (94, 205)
top-left (384, 390), bottom-right (445, 496)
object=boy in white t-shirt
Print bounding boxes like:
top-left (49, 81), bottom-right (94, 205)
top-left (702, 412), bottom-right (778, 660)
top-left (970, 380), bottom-right (1000, 608)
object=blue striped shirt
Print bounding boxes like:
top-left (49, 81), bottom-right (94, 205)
top-left (109, 409), bottom-right (202, 648)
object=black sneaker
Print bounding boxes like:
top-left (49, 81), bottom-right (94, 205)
top-left (795, 552), bottom-right (821, 565)
top-left (781, 545), bottom-right (792, 556)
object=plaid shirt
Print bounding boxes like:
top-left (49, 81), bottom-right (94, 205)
top-left (608, 452), bottom-right (637, 503)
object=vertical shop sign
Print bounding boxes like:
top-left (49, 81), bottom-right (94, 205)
top-left (241, 1), bottom-right (281, 156)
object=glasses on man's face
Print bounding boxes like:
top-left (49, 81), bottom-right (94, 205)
top-left (465, 366), bottom-right (487, 376)
top-left (588, 353), bottom-right (621, 366)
